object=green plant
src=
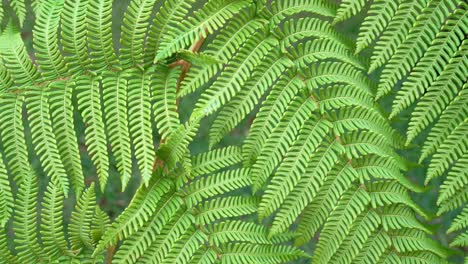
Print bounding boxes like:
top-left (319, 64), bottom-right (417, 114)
top-left (0, 0), bottom-right (465, 263)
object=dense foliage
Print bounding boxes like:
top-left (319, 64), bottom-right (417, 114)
top-left (0, 0), bottom-right (466, 263)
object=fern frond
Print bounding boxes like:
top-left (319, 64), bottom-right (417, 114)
top-left (368, 0), bottom-right (428, 73)
top-left (355, 0), bottom-right (402, 53)
top-left (195, 196), bottom-right (258, 226)
top-left (438, 155), bottom-right (468, 206)
top-left (127, 69), bottom-right (156, 184)
top-left (330, 210), bottom-right (381, 263)
top-left (178, 13), bottom-right (265, 97)
top-left (113, 193), bottom-right (183, 263)
top-left (49, 80), bottom-right (84, 194)
top-left (120, 0), bottom-right (158, 68)
top-left (163, 229), bottom-right (207, 264)
top-left (191, 146), bottom-right (243, 176)
top-left (61, 0), bottom-right (90, 73)
top-left (209, 220), bottom-right (289, 246)
top-left (27, 86), bottom-right (70, 194)
top-left (139, 212), bottom-right (194, 262)
top-left (93, 176), bottom-right (173, 255)
top-left (0, 93), bottom-right (29, 184)
top-left (296, 157), bottom-right (357, 245)
top-left (369, 181), bottom-right (430, 220)
top-left (313, 187), bottom-right (371, 263)
top-left (156, 0), bottom-right (251, 62)
top-left (102, 71), bottom-right (132, 190)
top-left (426, 119), bottom-right (467, 181)
top-left (352, 229), bottom-right (390, 264)
top-left (243, 75), bottom-right (303, 166)
top-left (334, 0), bottom-right (369, 25)
top-left (267, 0), bottom-right (337, 24)
top-left (157, 117), bottom-right (200, 170)
top-left (274, 17), bottom-right (353, 50)
top-left (303, 61), bottom-right (374, 96)
top-left (290, 38), bottom-right (367, 70)
top-left (41, 180), bottom-right (69, 259)
top-left (209, 55), bottom-right (293, 147)
top-left (14, 169), bottom-right (44, 262)
top-left (258, 117), bottom-right (332, 219)
top-left (381, 205), bottom-right (432, 234)
top-left (274, 142), bottom-right (348, 238)
top-left (0, 150), bottom-right (13, 227)
top-left (76, 76), bottom-right (109, 191)
top-left (10, 0), bottom-right (27, 27)
top-left (315, 84), bottom-right (374, 113)
top-left (145, 0), bottom-right (194, 65)
top-left (33, 0), bottom-right (68, 80)
top-left (91, 206), bottom-right (110, 244)
top-left (195, 34), bottom-right (278, 115)
top-left (219, 243), bottom-right (306, 263)
top-left (184, 168), bottom-right (251, 208)
top-left (251, 93), bottom-right (317, 191)
top-left (0, 23), bottom-right (40, 85)
top-left (376, 0), bottom-right (460, 98)
top-left (420, 85), bottom-right (467, 162)
top-left (390, 6), bottom-right (467, 118)
top-left (390, 228), bottom-right (450, 258)
top-left (152, 65), bottom-right (180, 139)
top-left (406, 42), bottom-right (467, 143)
top-left (69, 184), bottom-right (96, 250)
top-left (86, 0), bottom-right (118, 71)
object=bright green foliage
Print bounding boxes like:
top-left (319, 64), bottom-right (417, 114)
top-left (0, 0), bottom-right (463, 263)
top-left (345, 0), bottom-right (468, 256)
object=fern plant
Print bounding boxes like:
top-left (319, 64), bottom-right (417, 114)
top-left (0, 0), bottom-right (465, 263)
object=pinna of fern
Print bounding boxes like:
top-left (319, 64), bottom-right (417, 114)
top-left (0, 0), bottom-right (460, 263)
top-left (342, 0), bottom-right (467, 253)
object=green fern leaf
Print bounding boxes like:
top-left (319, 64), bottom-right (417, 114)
top-left (86, 0), bottom-right (118, 70)
top-left (390, 6), bottom-right (467, 118)
top-left (33, 0), bottom-right (68, 80)
top-left (191, 146), bottom-right (243, 176)
top-left (27, 86), bottom-right (70, 194)
top-left (209, 55), bottom-right (292, 147)
top-left (251, 93), bottom-right (317, 191)
top-left (41, 180), bottom-right (69, 259)
top-left (355, 0), bottom-right (402, 53)
top-left (0, 150), bottom-right (13, 227)
top-left (376, 0), bottom-right (460, 98)
top-left (243, 75), bottom-right (303, 166)
top-left (195, 34), bottom-right (278, 115)
top-left (267, 0), bottom-right (337, 24)
top-left (195, 196), bottom-right (258, 226)
top-left (369, 0), bottom-right (429, 73)
top-left (334, 0), bottom-right (369, 24)
top-left (10, 0), bottom-right (26, 27)
top-left (69, 184), bottom-right (96, 250)
top-left (156, 0), bottom-right (251, 62)
top-left (0, 93), bottom-right (29, 184)
top-left (61, 0), bottom-right (90, 73)
top-left (145, 0), bottom-right (194, 65)
top-left (184, 168), bottom-right (252, 207)
top-left (76, 76), bottom-right (110, 191)
top-left (14, 169), bottom-right (45, 262)
top-left (93, 176), bottom-right (173, 255)
top-left (49, 80), bottom-right (84, 194)
top-left (313, 187), bottom-right (371, 263)
top-left (0, 23), bottom-right (40, 85)
top-left (120, 0), bottom-right (158, 68)
top-left (102, 71), bottom-right (133, 190)
top-left (152, 65), bottom-right (181, 139)
top-left (127, 69), bottom-right (156, 185)
top-left (179, 15), bottom-right (267, 97)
